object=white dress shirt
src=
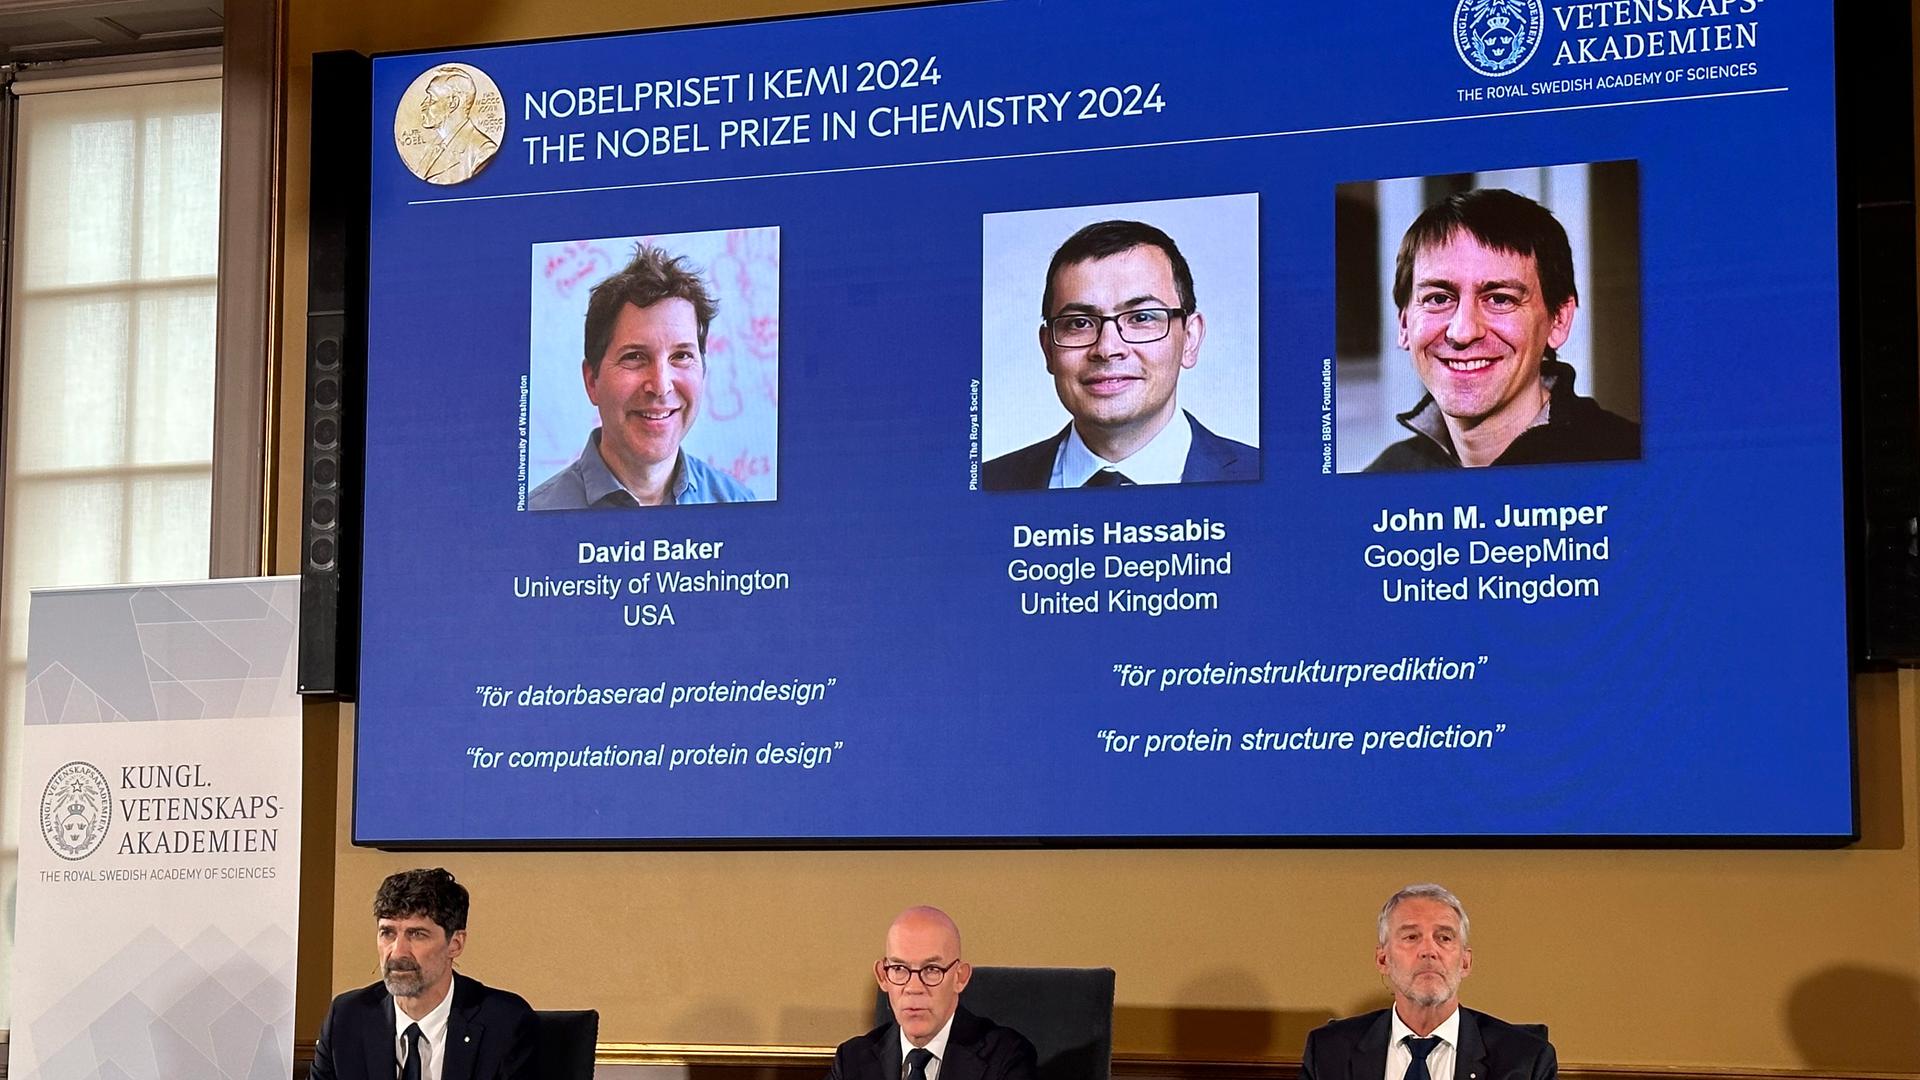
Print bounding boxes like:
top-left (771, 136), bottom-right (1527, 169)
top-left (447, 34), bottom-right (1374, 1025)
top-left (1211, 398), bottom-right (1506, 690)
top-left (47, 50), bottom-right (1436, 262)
top-left (392, 983), bottom-right (455, 1080)
top-left (897, 1011), bottom-right (957, 1080)
top-left (1049, 411), bottom-right (1194, 487)
top-left (1386, 1006), bottom-right (1461, 1080)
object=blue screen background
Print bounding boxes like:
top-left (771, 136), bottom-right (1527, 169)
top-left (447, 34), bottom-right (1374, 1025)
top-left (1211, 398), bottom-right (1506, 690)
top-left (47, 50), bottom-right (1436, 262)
top-left (356, 0), bottom-right (1853, 844)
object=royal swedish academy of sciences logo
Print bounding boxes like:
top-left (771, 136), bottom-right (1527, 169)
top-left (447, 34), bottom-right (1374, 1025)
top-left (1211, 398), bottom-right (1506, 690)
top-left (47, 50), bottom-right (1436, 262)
top-left (1454, 0), bottom-right (1545, 77)
top-left (41, 760), bottom-right (111, 860)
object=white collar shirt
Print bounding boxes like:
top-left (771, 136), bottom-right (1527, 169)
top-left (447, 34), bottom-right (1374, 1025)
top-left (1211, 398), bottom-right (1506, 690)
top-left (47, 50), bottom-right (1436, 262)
top-left (1386, 1005), bottom-right (1461, 1080)
top-left (1049, 411), bottom-right (1193, 487)
top-left (392, 981), bottom-right (456, 1080)
top-left (897, 1011), bottom-right (957, 1080)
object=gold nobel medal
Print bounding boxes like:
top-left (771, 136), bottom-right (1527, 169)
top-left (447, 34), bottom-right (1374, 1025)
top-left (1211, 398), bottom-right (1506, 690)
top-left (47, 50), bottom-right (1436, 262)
top-left (394, 63), bottom-right (505, 185)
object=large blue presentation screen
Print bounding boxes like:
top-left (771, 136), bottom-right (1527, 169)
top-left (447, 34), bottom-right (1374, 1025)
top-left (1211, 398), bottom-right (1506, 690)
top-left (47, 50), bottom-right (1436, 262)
top-left (356, 0), bottom-right (1855, 844)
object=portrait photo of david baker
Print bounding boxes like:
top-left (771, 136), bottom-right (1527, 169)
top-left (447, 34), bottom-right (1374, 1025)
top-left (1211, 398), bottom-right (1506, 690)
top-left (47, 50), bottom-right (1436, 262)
top-left (527, 232), bottom-right (778, 509)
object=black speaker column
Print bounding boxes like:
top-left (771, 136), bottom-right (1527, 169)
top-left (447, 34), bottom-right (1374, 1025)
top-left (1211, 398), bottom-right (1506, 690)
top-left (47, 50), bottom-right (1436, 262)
top-left (299, 51), bottom-right (371, 698)
top-left (1834, 9), bottom-right (1920, 665)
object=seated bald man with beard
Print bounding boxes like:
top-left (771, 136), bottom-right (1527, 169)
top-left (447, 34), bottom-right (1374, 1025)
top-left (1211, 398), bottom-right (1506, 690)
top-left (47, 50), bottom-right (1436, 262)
top-left (1303, 884), bottom-right (1556, 1080)
top-left (827, 907), bottom-right (1037, 1080)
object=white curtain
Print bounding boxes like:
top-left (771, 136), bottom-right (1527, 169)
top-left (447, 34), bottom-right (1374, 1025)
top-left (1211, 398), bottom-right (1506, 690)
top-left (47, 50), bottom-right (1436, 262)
top-left (0, 71), bottom-right (222, 1025)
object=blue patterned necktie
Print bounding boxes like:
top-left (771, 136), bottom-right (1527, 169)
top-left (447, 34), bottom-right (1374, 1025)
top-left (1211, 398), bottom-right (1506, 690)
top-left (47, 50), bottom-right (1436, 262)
top-left (905, 1047), bottom-right (934, 1080)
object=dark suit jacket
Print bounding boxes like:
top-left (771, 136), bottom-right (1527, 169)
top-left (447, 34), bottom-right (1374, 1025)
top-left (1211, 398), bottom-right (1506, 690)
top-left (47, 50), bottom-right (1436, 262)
top-left (826, 1005), bottom-right (1038, 1080)
top-left (981, 412), bottom-right (1257, 490)
top-left (309, 972), bottom-right (538, 1080)
top-left (1301, 1007), bottom-right (1556, 1080)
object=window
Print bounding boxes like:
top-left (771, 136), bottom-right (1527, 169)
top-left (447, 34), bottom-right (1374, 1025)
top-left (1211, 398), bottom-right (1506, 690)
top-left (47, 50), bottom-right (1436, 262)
top-left (0, 69), bottom-right (223, 1024)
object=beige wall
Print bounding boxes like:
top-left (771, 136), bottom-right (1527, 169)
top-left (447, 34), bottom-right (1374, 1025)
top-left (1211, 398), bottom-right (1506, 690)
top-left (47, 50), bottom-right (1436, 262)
top-left (276, 2), bottom-right (1920, 1072)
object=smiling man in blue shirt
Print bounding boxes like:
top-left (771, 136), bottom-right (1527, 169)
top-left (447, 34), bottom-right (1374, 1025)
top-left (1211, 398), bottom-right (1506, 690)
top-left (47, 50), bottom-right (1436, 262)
top-left (531, 244), bottom-right (754, 509)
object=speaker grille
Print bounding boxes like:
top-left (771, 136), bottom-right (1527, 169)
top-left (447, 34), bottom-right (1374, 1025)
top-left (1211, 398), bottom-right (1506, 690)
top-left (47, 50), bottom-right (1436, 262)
top-left (298, 50), bottom-right (370, 699)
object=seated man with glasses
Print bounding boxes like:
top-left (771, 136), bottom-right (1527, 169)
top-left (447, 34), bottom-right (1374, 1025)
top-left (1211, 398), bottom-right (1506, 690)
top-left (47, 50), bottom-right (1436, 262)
top-left (982, 218), bottom-right (1258, 489)
top-left (827, 906), bottom-right (1037, 1080)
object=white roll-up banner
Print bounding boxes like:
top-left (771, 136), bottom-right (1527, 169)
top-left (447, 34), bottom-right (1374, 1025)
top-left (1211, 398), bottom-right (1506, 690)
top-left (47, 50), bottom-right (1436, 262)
top-left (10, 577), bottom-right (302, 1080)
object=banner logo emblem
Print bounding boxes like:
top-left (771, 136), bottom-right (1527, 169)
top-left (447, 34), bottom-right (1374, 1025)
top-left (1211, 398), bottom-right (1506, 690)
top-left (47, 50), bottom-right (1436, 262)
top-left (41, 761), bottom-right (111, 860)
top-left (1454, 0), bottom-right (1544, 77)
top-left (394, 63), bottom-right (506, 185)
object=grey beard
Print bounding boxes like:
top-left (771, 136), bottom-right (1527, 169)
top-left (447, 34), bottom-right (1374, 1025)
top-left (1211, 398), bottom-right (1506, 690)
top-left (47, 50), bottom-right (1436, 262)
top-left (383, 964), bottom-right (426, 997)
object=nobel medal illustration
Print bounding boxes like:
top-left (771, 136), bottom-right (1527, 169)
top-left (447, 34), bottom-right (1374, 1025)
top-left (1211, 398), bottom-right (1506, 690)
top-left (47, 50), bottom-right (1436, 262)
top-left (394, 63), bottom-right (506, 185)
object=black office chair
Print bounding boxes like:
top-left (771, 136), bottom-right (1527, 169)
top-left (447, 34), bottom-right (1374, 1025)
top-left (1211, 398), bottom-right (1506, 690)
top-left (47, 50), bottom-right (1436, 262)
top-left (873, 966), bottom-right (1115, 1080)
top-left (533, 1009), bottom-right (599, 1080)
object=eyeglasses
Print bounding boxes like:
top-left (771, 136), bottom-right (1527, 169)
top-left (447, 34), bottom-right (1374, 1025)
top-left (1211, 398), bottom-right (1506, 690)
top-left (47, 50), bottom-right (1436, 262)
top-left (1045, 308), bottom-right (1187, 347)
top-left (880, 960), bottom-right (960, 987)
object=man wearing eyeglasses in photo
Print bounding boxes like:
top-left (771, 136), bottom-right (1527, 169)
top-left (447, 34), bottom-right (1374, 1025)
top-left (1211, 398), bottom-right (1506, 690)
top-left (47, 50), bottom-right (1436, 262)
top-left (982, 219), bottom-right (1258, 489)
top-left (826, 906), bottom-right (1037, 1080)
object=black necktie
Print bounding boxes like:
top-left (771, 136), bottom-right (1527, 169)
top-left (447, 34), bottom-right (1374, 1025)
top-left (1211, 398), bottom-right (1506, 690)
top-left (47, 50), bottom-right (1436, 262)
top-left (1083, 468), bottom-right (1134, 487)
top-left (905, 1047), bottom-right (935, 1080)
top-left (1405, 1036), bottom-right (1441, 1080)
top-left (401, 1022), bottom-right (423, 1080)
